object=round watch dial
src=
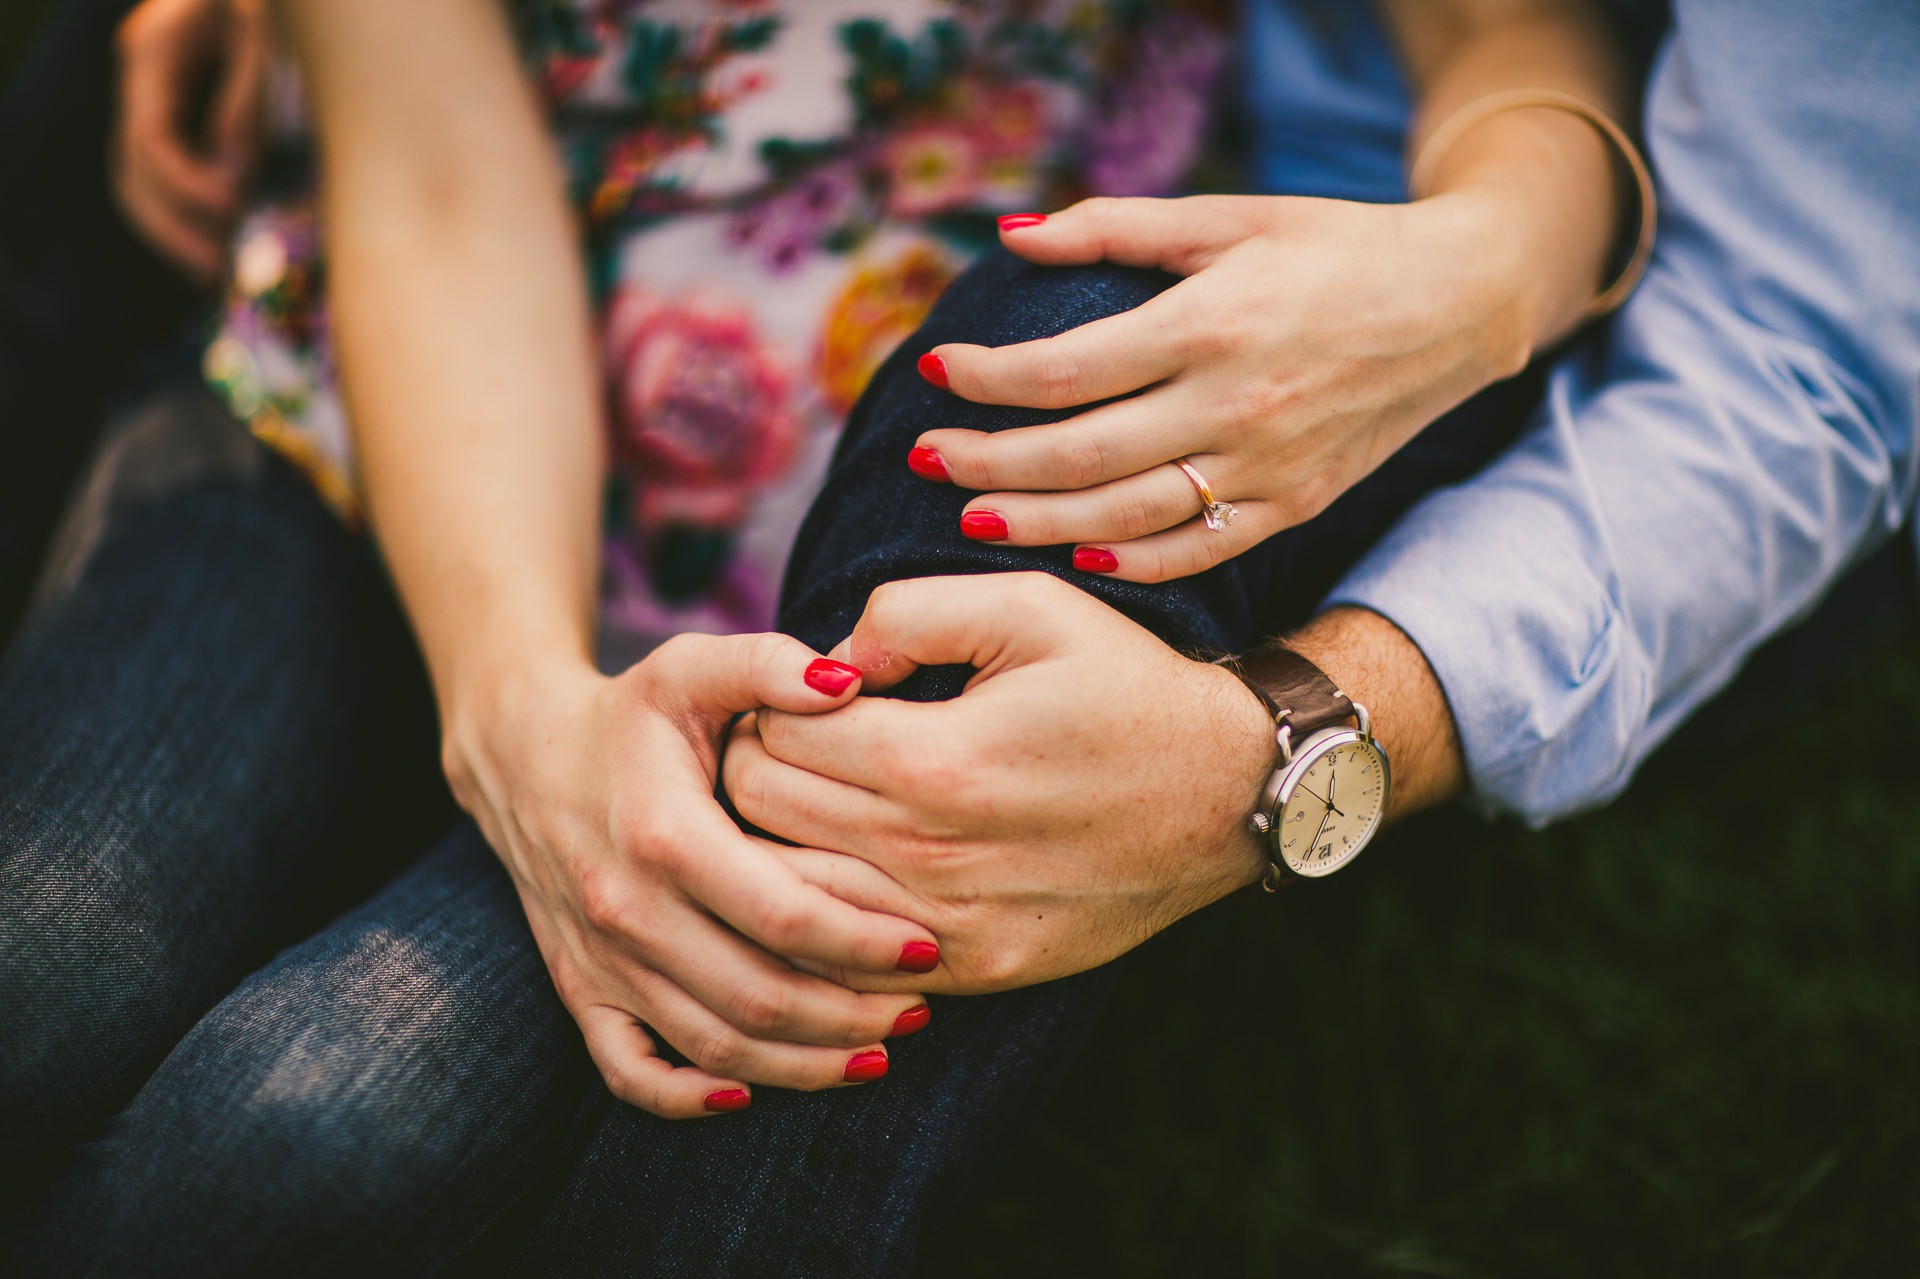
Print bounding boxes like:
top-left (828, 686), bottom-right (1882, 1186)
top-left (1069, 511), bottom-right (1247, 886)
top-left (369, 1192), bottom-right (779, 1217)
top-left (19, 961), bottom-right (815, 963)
top-left (1276, 738), bottom-right (1387, 877)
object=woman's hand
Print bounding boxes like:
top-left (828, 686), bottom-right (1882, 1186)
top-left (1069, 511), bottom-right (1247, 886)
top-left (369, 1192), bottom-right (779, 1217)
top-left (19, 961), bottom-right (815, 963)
top-left (113, 0), bottom-right (267, 282)
top-left (443, 635), bottom-right (939, 1118)
top-left (720, 574), bottom-right (1278, 994)
top-left (907, 192), bottom-right (1546, 583)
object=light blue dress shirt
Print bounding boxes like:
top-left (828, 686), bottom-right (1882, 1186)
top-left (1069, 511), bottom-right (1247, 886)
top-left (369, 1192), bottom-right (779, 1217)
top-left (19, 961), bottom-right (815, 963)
top-left (1244, 0), bottom-right (1920, 825)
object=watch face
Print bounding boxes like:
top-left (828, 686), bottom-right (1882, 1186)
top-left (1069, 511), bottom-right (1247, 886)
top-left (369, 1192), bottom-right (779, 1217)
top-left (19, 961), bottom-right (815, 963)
top-left (1276, 736), bottom-right (1388, 877)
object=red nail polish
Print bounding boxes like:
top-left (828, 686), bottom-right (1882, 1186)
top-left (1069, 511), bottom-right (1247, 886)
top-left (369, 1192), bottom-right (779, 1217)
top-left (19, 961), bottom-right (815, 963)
top-left (907, 446), bottom-right (950, 482)
top-left (891, 1004), bottom-right (931, 1037)
top-left (917, 352), bottom-right (950, 389)
top-left (897, 940), bottom-right (940, 973)
top-left (803, 657), bottom-right (862, 696)
top-left (705, 1088), bottom-right (751, 1113)
top-left (844, 1050), bottom-right (890, 1083)
top-left (997, 212), bottom-right (1048, 231)
top-left (960, 510), bottom-right (1008, 541)
top-left (1073, 546), bottom-right (1118, 573)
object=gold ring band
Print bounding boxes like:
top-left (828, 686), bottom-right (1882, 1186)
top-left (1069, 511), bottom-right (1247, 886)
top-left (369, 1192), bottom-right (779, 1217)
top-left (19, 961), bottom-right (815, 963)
top-left (1175, 458), bottom-right (1237, 533)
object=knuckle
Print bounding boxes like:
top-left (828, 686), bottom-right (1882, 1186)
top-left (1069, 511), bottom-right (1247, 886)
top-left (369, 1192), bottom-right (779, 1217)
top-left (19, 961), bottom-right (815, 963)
top-left (1113, 491), bottom-right (1161, 540)
top-left (1051, 434), bottom-right (1107, 490)
top-left (745, 632), bottom-right (791, 687)
top-left (729, 983), bottom-right (790, 1038)
top-left (754, 895), bottom-right (811, 950)
top-left (687, 1026), bottom-right (745, 1077)
top-left (597, 1057), bottom-right (635, 1102)
top-left (1033, 349), bottom-right (1088, 410)
top-left (576, 870), bottom-right (635, 936)
top-left (1077, 195), bottom-right (1121, 231)
top-left (971, 945), bottom-right (1025, 992)
top-left (1228, 377), bottom-right (1293, 425)
top-left (726, 758), bottom-right (771, 824)
top-left (1284, 476), bottom-right (1337, 528)
top-left (862, 579), bottom-right (918, 644)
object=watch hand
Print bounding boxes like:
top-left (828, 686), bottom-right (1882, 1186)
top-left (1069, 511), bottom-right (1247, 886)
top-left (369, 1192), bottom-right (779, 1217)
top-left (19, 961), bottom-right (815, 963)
top-left (1307, 808), bottom-right (1332, 859)
top-left (1297, 782), bottom-right (1345, 818)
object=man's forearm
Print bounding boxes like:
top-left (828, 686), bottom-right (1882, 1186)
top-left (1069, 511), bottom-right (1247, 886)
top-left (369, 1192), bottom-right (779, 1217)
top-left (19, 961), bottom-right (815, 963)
top-left (1283, 606), bottom-right (1465, 820)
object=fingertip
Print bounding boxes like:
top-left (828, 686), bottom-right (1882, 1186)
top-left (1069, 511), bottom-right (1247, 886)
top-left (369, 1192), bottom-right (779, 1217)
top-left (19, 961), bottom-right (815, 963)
top-left (907, 446), bottom-right (950, 482)
top-left (843, 1049), bottom-right (890, 1083)
top-left (889, 1004), bottom-right (932, 1037)
top-left (897, 940), bottom-right (940, 973)
top-left (958, 510), bottom-right (1009, 542)
top-left (704, 1087), bottom-right (752, 1113)
top-left (996, 212), bottom-right (1048, 232)
top-left (917, 351), bottom-right (949, 390)
top-left (1072, 546), bottom-right (1119, 574)
top-left (802, 657), bottom-right (862, 698)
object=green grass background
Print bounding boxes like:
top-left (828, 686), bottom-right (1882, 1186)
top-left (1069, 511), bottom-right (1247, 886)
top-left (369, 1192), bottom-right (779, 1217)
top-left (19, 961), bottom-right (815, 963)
top-left (7, 11), bottom-right (1917, 1277)
top-left (922, 627), bottom-right (1920, 1277)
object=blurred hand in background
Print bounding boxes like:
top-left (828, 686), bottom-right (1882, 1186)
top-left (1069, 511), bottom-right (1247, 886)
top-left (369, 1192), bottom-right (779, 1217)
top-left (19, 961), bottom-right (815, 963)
top-left (111, 0), bottom-right (264, 283)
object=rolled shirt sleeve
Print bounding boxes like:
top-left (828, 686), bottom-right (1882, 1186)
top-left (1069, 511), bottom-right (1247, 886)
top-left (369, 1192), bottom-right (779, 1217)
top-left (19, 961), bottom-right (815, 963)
top-left (1325, 0), bottom-right (1920, 826)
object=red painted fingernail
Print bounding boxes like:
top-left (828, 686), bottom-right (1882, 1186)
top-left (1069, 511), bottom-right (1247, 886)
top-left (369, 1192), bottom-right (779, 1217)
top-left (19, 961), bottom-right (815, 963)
top-left (917, 352), bottom-right (949, 389)
top-left (960, 510), bottom-right (1008, 541)
top-left (907, 446), bottom-right (950, 482)
top-left (803, 657), bottom-right (862, 696)
top-left (844, 1050), bottom-right (890, 1083)
top-left (897, 940), bottom-right (940, 973)
top-left (891, 1004), bottom-right (932, 1037)
top-left (1073, 546), bottom-right (1119, 573)
top-left (705, 1088), bottom-right (751, 1113)
top-left (997, 212), bottom-right (1048, 231)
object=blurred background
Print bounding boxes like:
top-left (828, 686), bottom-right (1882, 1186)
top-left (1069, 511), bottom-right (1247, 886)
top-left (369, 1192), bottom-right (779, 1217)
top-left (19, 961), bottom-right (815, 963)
top-left (5, 5), bottom-right (1917, 1275)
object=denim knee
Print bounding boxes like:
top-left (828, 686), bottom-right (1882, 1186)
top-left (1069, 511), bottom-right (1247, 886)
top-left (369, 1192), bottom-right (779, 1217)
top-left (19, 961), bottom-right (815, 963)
top-left (779, 248), bottom-right (1254, 676)
top-left (3, 829), bottom-right (587, 1274)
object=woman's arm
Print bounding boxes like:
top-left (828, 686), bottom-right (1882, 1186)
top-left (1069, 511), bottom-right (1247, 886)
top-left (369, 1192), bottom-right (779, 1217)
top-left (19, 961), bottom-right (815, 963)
top-left (274, 0), bottom-right (937, 1117)
top-left (1387, 0), bottom-right (1632, 350)
top-left (908, 0), bottom-right (1635, 582)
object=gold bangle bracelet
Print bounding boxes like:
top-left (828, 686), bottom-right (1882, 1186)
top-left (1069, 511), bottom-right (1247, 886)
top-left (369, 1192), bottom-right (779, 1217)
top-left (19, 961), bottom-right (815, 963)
top-left (1408, 88), bottom-right (1658, 319)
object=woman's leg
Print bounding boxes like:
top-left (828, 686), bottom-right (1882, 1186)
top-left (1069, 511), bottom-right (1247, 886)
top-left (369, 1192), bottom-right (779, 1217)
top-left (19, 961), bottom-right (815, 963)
top-left (0, 433), bottom-right (445, 1202)
top-left (0, 821), bottom-right (591, 1276)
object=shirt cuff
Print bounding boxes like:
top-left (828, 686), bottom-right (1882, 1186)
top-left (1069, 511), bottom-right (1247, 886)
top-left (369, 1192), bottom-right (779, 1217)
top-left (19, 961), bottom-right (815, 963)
top-left (1321, 472), bottom-right (1646, 829)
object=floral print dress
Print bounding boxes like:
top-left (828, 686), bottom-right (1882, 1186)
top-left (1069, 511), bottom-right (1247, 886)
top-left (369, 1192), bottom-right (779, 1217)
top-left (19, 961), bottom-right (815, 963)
top-left (205, 0), bottom-right (1227, 663)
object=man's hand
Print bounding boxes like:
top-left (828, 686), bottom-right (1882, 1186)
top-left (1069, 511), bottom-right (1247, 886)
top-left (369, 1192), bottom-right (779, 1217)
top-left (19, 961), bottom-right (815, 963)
top-left (722, 574), bottom-right (1279, 993)
top-left (722, 579), bottom-right (1465, 996)
top-left (444, 636), bottom-right (938, 1118)
top-left (112, 0), bottom-right (268, 283)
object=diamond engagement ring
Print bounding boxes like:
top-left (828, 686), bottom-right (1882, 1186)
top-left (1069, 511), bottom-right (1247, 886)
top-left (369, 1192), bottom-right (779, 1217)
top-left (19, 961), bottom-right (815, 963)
top-left (1175, 458), bottom-right (1238, 533)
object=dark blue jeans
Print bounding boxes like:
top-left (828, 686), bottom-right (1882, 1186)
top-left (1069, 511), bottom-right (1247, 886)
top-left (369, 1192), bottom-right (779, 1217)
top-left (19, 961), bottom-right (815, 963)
top-left (0, 252), bottom-right (1529, 1276)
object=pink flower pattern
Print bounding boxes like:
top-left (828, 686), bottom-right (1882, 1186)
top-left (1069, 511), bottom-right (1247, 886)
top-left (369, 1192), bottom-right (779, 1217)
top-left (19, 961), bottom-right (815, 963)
top-left (207, 1), bottom-right (1228, 652)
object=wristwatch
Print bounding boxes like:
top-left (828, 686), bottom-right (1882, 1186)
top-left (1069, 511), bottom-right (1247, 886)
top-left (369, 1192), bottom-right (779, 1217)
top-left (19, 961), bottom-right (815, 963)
top-left (1221, 646), bottom-right (1391, 888)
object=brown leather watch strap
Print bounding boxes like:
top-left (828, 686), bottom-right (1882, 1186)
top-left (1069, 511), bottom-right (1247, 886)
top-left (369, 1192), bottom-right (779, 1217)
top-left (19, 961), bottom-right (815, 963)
top-left (1218, 644), bottom-right (1355, 748)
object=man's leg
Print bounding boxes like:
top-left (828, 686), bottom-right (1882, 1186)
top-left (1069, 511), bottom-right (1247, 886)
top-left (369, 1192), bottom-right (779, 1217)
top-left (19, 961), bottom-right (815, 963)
top-left (0, 425), bottom-right (445, 1204)
top-left (504, 250), bottom-right (1537, 1276)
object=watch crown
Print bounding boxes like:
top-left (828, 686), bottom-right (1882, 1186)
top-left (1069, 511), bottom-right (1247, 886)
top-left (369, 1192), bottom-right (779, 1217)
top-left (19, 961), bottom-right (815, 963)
top-left (1248, 812), bottom-right (1272, 835)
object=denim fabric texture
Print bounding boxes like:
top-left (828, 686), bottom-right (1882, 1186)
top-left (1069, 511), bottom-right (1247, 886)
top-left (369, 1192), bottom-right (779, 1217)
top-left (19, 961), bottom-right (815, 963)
top-left (0, 251), bottom-right (1533, 1276)
top-left (0, 455), bottom-right (446, 1211)
top-left (784, 246), bottom-right (1538, 696)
